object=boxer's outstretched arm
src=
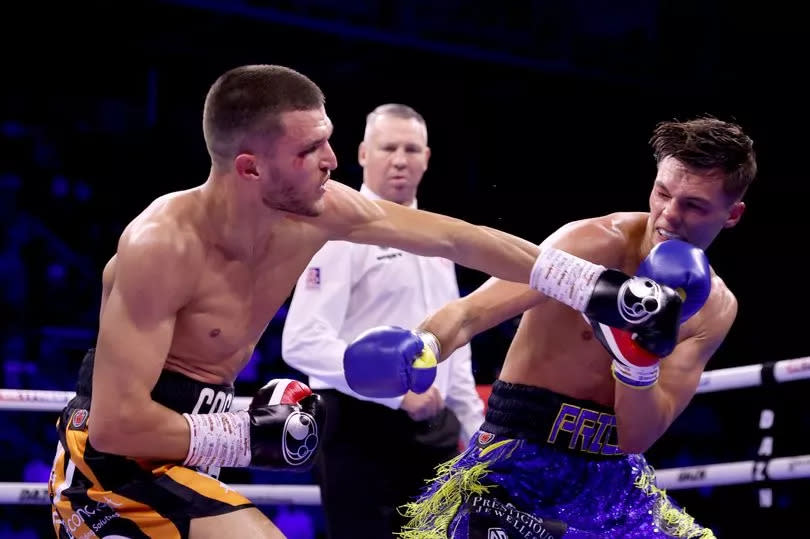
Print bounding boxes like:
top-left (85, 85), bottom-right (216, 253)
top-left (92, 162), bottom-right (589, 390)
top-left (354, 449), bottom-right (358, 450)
top-left (613, 281), bottom-right (737, 453)
top-left (418, 278), bottom-right (546, 361)
top-left (416, 217), bottom-right (623, 360)
top-left (342, 277), bottom-right (547, 398)
top-left (319, 180), bottom-right (539, 284)
top-left (89, 225), bottom-right (199, 459)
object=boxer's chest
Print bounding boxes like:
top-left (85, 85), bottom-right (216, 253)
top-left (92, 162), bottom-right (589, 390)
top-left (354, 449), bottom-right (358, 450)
top-left (169, 232), bottom-right (324, 372)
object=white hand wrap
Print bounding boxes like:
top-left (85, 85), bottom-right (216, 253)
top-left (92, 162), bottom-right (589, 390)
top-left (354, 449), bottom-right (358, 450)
top-left (529, 247), bottom-right (606, 312)
top-left (183, 410), bottom-right (252, 468)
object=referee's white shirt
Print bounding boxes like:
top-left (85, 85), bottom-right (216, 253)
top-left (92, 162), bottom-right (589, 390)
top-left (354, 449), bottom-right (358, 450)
top-left (281, 183), bottom-right (485, 445)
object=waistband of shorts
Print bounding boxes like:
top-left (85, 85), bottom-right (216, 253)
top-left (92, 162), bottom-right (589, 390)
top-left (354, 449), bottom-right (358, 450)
top-left (481, 380), bottom-right (624, 458)
top-left (72, 348), bottom-right (235, 414)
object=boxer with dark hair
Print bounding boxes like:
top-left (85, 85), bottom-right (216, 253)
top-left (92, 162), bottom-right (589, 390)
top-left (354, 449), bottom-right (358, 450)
top-left (346, 116), bottom-right (757, 538)
top-left (47, 63), bottom-right (564, 538)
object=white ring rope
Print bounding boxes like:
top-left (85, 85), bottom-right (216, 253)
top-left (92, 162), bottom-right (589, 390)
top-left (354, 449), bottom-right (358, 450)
top-left (0, 482), bottom-right (321, 506)
top-left (0, 356), bottom-right (807, 505)
top-left (0, 392), bottom-right (252, 412)
top-left (695, 355), bottom-right (809, 393)
top-left (655, 453), bottom-right (810, 490)
top-left (2, 453), bottom-right (810, 505)
top-left (2, 356), bottom-right (807, 412)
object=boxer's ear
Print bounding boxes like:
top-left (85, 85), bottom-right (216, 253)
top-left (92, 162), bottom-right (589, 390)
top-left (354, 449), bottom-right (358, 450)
top-left (723, 201), bottom-right (745, 229)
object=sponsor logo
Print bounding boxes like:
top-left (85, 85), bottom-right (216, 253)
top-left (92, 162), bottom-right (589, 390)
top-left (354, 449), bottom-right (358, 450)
top-left (0, 389), bottom-right (72, 403)
top-left (305, 267), bottom-right (321, 289)
top-left (70, 409), bottom-right (89, 430)
top-left (60, 497), bottom-right (122, 538)
top-left (788, 457), bottom-right (810, 473)
top-left (469, 495), bottom-right (567, 539)
top-left (677, 469), bottom-right (706, 482)
top-left (20, 488), bottom-right (49, 504)
top-left (191, 388), bottom-right (233, 415)
top-left (785, 359), bottom-right (810, 375)
top-left (618, 277), bottom-right (662, 324)
top-left (478, 432), bottom-right (495, 446)
top-left (547, 403), bottom-right (622, 456)
top-left (754, 461), bottom-right (768, 481)
top-left (283, 410), bottom-right (319, 466)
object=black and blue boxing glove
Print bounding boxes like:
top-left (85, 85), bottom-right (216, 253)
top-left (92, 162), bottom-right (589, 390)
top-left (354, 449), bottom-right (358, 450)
top-left (636, 239), bottom-right (711, 322)
top-left (529, 239), bottom-right (711, 388)
top-left (592, 240), bottom-right (712, 388)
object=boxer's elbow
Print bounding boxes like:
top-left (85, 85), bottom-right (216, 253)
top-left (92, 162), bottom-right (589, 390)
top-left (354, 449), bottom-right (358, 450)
top-left (616, 418), bottom-right (667, 454)
top-left (616, 432), bottom-right (654, 455)
top-left (88, 399), bottom-right (150, 455)
top-left (614, 387), bottom-right (674, 454)
top-left (87, 421), bottom-right (120, 454)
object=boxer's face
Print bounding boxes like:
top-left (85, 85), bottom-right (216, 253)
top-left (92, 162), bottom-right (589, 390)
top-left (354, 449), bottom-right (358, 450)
top-left (359, 115), bottom-right (430, 205)
top-left (648, 156), bottom-right (745, 250)
top-left (251, 107), bottom-right (337, 216)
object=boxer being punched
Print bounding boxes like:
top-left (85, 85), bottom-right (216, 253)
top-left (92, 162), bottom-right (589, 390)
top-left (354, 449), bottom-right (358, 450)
top-left (47, 64), bottom-right (570, 538)
top-left (345, 116), bottom-right (757, 538)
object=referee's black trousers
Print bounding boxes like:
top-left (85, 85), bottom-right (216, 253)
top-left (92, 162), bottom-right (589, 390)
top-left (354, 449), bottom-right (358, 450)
top-left (315, 389), bottom-right (461, 539)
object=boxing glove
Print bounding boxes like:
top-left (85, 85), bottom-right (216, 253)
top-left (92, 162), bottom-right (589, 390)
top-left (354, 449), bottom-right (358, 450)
top-left (636, 239), bottom-right (711, 322)
top-left (590, 240), bottom-right (711, 388)
top-left (247, 379), bottom-right (324, 470)
top-left (530, 245), bottom-right (682, 352)
top-left (343, 326), bottom-right (440, 398)
top-left (183, 379), bottom-right (324, 470)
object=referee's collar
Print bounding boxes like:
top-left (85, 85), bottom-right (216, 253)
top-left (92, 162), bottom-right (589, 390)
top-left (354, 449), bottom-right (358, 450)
top-left (360, 183), bottom-right (418, 210)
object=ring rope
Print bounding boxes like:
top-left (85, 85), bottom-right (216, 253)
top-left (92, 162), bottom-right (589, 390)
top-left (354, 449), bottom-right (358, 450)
top-left (3, 452), bottom-right (809, 505)
top-left (0, 482), bottom-right (321, 506)
top-left (1, 356), bottom-right (807, 505)
top-left (654, 453), bottom-right (810, 490)
top-left (0, 392), bottom-right (252, 412)
top-left (1, 356), bottom-right (807, 412)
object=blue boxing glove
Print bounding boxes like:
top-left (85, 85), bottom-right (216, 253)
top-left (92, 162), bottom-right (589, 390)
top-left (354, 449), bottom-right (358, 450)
top-left (595, 240), bottom-right (712, 388)
top-left (343, 326), bottom-right (440, 398)
top-left (636, 239), bottom-right (711, 322)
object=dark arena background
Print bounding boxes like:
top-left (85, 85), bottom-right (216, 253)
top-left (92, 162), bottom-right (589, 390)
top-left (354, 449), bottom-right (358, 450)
top-left (1, 1), bottom-right (808, 537)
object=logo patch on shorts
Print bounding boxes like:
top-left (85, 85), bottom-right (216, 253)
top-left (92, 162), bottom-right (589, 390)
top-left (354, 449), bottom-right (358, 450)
top-left (305, 267), bottom-right (321, 289)
top-left (468, 494), bottom-right (568, 539)
top-left (69, 409), bottom-right (88, 430)
top-left (477, 432), bottom-right (495, 446)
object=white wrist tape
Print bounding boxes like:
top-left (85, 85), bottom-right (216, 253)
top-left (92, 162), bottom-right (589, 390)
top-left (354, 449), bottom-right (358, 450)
top-left (414, 329), bottom-right (441, 359)
top-left (183, 410), bottom-right (252, 468)
top-left (530, 247), bottom-right (606, 312)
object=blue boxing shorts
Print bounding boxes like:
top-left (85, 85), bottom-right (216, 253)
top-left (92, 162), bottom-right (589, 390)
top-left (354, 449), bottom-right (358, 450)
top-left (400, 380), bottom-right (715, 539)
